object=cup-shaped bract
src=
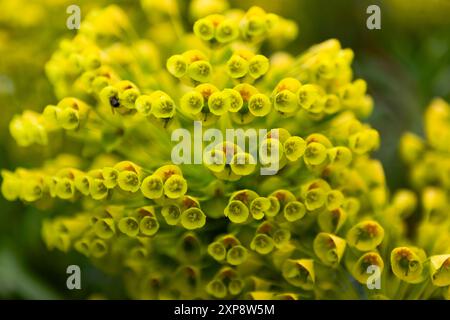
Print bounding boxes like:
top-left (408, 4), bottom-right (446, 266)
top-left (193, 18), bottom-right (215, 41)
top-left (250, 197), bottom-right (271, 220)
top-left (188, 60), bottom-right (212, 83)
top-left (90, 239), bottom-right (108, 258)
top-left (250, 233), bottom-right (275, 255)
top-left (351, 252), bottom-right (384, 285)
top-left (230, 153), bottom-right (256, 176)
top-left (313, 233), bottom-right (346, 267)
top-left (429, 254), bottom-right (450, 287)
top-left (226, 245), bottom-right (248, 266)
top-left (161, 204), bottom-right (182, 226)
top-left (216, 19), bottom-right (239, 43)
top-left (274, 89), bottom-right (298, 113)
top-left (224, 88), bottom-right (244, 112)
top-left (224, 200), bottom-right (249, 224)
top-left (118, 217), bottom-right (140, 237)
top-left (208, 241), bottom-right (227, 261)
top-left (391, 247), bottom-right (427, 283)
top-left (163, 174), bottom-right (188, 199)
top-left (228, 279), bottom-right (244, 296)
top-left (150, 91), bottom-right (176, 118)
top-left (272, 228), bottom-right (291, 248)
top-left (117, 170), bottom-right (141, 193)
top-left (282, 259), bottom-right (315, 290)
top-left (166, 54), bottom-right (188, 78)
top-left (248, 55), bottom-right (269, 79)
top-left (305, 188), bottom-right (326, 211)
top-left (227, 54), bottom-right (249, 78)
top-left (283, 136), bottom-right (306, 162)
top-left (304, 142), bottom-right (328, 166)
top-left (180, 207), bottom-right (206, 230)
top-left (297, 84), bottom-right (321, 110)
top-left (326, 190), bottom-right (345, 211)
top-left (265, 196), bottom-right (281, 217)
top-left (55, 178), bottom-right (75, 200)
top-left (207, 279), bottom-right (227, 298)
top-left (328, 146), bottom-right (352, 167)
top-left (140, 216), bottom-right (160, 236)
top-left (318, 208), bottom-right (347, 233)
top-left (141, 174), bottom-right (164, 199)
top-left (135, 95), bottom-right (153, 116)
top-left (180, 91), bottom-right (204, 115)
top-left (90, 178), bottom-right (108, 200)
top-left (94, 218), bottom-right (116, 240)
top-left (283, 201), bottom-right (306, 222)
top-left (208, 91), bottom-right (230, 116)
top-left (346, 221), bottom-right (384, 251)
top-left (248, 93), bottom-right (271, 117)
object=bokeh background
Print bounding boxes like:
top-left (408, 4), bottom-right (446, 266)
top-left (0, 0), bottom-right (449, 299)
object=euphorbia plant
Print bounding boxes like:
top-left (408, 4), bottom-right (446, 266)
top-left (1, 1), bottom-right (449, 300)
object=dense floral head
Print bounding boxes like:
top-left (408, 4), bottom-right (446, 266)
top-left (1, 0), bottom-right (449, 300)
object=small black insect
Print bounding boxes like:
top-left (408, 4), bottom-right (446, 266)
top-left (109, 96), bottom-right (120, 108)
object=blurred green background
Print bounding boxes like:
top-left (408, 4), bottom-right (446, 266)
top-left (0, 0), bottom-right (449, 299)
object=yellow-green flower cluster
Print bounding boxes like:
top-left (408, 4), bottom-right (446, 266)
top-left (397, 98), bottom-right (450, 298)
top-left (1, 162), bottom-right (194, 207)
top-left (2, 1), bottom-right (449, 300)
